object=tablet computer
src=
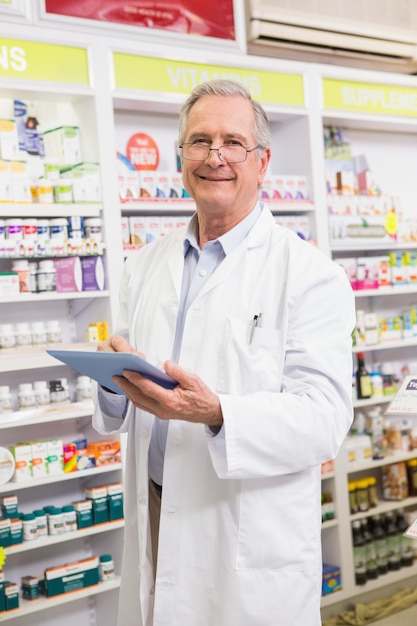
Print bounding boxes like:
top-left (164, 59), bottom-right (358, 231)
top-left (46, 349), bottom-right (178, 394)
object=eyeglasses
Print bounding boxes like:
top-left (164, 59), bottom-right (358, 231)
top-left (179, 142), bottom-right (260, 163)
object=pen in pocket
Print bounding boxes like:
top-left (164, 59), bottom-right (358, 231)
top-left (249, 312), bottom-right (262, 344)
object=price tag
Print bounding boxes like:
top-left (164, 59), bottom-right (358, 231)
top-left (404, 517), bottom-right (417, 540)
top-left (385, 376), bottom-right (417, 416)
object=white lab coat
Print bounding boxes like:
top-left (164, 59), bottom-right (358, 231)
top-left (93, 205), bottom-right (355, 626)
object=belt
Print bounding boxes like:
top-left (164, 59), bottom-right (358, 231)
top-left (151, 479), bottom-right (162, 497)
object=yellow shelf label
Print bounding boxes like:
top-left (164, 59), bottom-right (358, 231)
top-left (0, 38), bottom-right (89, 85)
top-left (0, 546), bottom-right (5, 570)
top-left (113, 53), bottom-right (304, 106)
top-left (323, 78), bottom-right (417, 116)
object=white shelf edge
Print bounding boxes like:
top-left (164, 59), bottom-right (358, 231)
top-left (354, 284), bottom-right (417, 298)
top-left (0, 342), bottom-right (96, 373)
top-left (0, 464), bottom-right (123, 495)
top-left (4, 520), bottom-right (125, 557)
top-left (0, 401), bottom-right (94, 430)
top-left (321, 519), bottom-right (338, 530)
top-left (0, 577), bottom-right (121, 621)
top-left (0, 204), bottom-right (102, 218)
top-left (0, 290), bottom-right (109, 305)
top-left (350, 496), bottom-right (417, 522)
top-left (352, 337), bottom-right (417, 353)
top-left (353, 396), bottom-right (391, 409)
top-left (331, 243), bottom-right (417, 252)
top-left (347, 450), bottom-right (417, 474)
top-left (119, 199), bottom-right (315, 214)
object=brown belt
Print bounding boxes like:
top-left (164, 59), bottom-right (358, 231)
top-left (151, 479), bottom-right (162, 497)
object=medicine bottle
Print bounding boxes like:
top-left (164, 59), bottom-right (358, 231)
top-left (0, 323), bottom-right (16, 349)
top-left (46, 320), bottom-right (62, 344)
top-left (18, 383), bottom-right (36, 410)
top-left (58, 377), bottom-right (70, 402)
top-left (406, 459), bottom-right (417, 496)
top-left (0, 218), bottom-right (4, 239)
top-left (33, 380), bottom-right (50, 407)
top-left (352, 520), bottom-right (367, 585)
top-left (22, 513), bottom-right (38, 541)
top-left (5, 217), bottom-right (23, 240)
top-left (31, 321), bottom-right (47, 346)
top-left (356, 353), bottom-right (372, 399)
top-left (49, 379), bottom-right (66, 404)
top-left (28, 262), bottom-right (38, 293)
top-left (11, 259), bottom-right (30, 293)
top-left (36, 218), bottom-right (50, 241)
top-left (84, 217), bottom-right (103, 243)
top-left (33, 509), bottom-right (48, 537)
top-left (76, 376), bottom-right (92, 401)
top-left (15, 322), bottom-right (32, 347)
top-left (0, 385), bottom-right (13, 413)
top-left (371, 514), bottom-right (388, 575)
top-left (62, 504), bottom-right (77, 532)
top-left (47, 507), bottom-right (65, 535)
top-left (99, 554), bottom-right (115, 581)
top-left (37, 259), bottom-right (56, 292)
top-left (22, 218), bottom-right (38, 241)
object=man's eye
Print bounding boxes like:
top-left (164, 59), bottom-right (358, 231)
top-left (224, 140), bottom-right (243, 147)
top-left (192, 140), bottom-right (210, 147)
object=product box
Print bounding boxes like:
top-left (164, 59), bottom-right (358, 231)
top-left (63, 442), bottom-right (77, 473)
top-left (46, 439), bottom-right (64, 475)
top-left (72, 499), bottom-right (93, 528)
top-left (160, 217), bottom-right (176, 237)
top-left (4, 581), bottom-right (19, 610)
top-left (128, 216), bottom-right (147, 246)
top-left (0, 518), bottom-right (11, 547)
top-left (322, 563), bottom-right (341, 595)
top-left (43, 126), bottom-right (81, 165)
top-left (335, 257), bottom-right (357, 289)
top-left (377, 255), bottom-right (392, 287)
top-left (382, 461), bottom-right (408, 500)
top-left (404, 251), bottom-right (417, 283)
top-left (62, 162), bottom-right (101, 202)
top-left (0, 571), bottom-right (5, 612)
top-left (356, 257), bottom-right (379, 290)
top-left (9, 443), bottom-right (32, 482)
top-left (0, 159), bottom-right (12, 201)
top-left (389, 252), bottom-right (407, 285)
top-left (10, 160), bottom-right (31, 202)
top-left (30, 440), bottom-right (48, 478)
top-left (169, 172), bottom-right (183, 198)
top-left (139, 171), bottom-right (157, 198)
top-left (116, 152), bottom-right (140, 201)
top-left (0, 120), bottom-right (20, 160)
top-left (155, 171), bottom-right (171, 198)
top-left (0, 272), bottom-right (19, 296)
top-left (80, 256), bottom-right (105, 291)
top-left (86, 440), bottom-right (121, 466)
top-left (53, 257), bottom-right (82, 293)
top-left (21, 575), bottom-right (39, 600)
top-left (146, 217), bottom-right (161, 243)
top-left (1, 495), bottom-right (18, 518)
top-left (9, 518), bottom-right (22, 545)
top-left (43, 556), bottom-right (99, 597)
top-left (105, 483), bottom-right (124, 521)
top-left (84, 486), bottom-right (109, 524)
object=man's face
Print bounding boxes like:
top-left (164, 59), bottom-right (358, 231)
top-left (181, 95), bottom-right (270, 216)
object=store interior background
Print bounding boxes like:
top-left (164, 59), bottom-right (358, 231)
top-left (2, 1), bottom-right (417, 625)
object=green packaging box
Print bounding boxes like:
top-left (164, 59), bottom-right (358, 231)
top-left (44, 557), bottom-right (99, 597)
top-left (4, 581), bottom-right (19, 610)
top-left (21, 575), bottom-right (39, 600)
top-left (105, 483), bottom-right (124, 521)
top-left (72, 500), bottom-right (93, 528)
top-left (84, 487), bottom-right (109, 524)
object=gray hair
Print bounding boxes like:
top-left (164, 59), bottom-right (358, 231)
top-left (178, 79), bottom-right (270, 155)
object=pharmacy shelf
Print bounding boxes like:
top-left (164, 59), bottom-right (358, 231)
top-left (0, 204), bottom-right (102, 218)
top-left (0, 290), bottom-right (109, 304)
top-left (350, 497), bottom-right (417, 522)
top-left (352, 338), bottom-right (417, 352)
top-left (354, 285), bottom-right (417, 298)
top-left (120, 198), bottom-right (315, 214)
top-left (0, 577), bottom-right (121, 622)
top-left (346, 450), bottom-right (417, 474)
top-left (3, 520), bottom-right (125, 556)
top-left (0, 342), bottom-right (96, 373)
top-left (0, 464), bottom-right (122, 495)
top-left (353, 396), bottom-right (391, 409)
top-left (0, 401), bottom-right (94, 430)
top-left (322, 519), bottom-right (338, 530)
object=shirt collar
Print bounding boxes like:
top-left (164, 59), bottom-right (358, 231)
top-left (183, 202), bottom-right (262, 258)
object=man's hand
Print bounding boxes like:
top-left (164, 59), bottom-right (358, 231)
top-left (113, 360), bottom-right (223, 428)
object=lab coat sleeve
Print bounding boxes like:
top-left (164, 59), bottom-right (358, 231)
top-left (207, 262), bottom-right (356, 480)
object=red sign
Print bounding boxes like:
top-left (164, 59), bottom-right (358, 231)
top-left (126, 133), bottom-right (159, 171)
top-left (45, 1), bottom-right (235, 40)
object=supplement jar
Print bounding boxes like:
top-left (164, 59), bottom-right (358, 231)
top-left (11, 259), bottom-right (30, 292)
top-left (37, 259), bottom-right (56, 292)
top-left (99, 554), bottom-right (115, 581)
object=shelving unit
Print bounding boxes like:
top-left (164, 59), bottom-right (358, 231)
top-left (2, 6), bottom-right (417, 624)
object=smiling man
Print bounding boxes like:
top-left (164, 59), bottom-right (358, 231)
top-left (92, 79), bottom-right (355, 626)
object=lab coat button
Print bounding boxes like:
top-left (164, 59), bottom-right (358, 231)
top-left (199, 269), bottom-right (207, 277)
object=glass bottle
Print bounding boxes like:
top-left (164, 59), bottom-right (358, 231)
top-left (396, 509), bottom-right (414, 567)
top-left (356, 352), bottom-right (372, 399)
top-left (352, 520), bottom-right (367, 585)
top-left (371, 514), bottom-right (388, 575)
top-left (385, 512), bottom-right (401, 571)
top-left (361, 518), bottom-right (378, 580)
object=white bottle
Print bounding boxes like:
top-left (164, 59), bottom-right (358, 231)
top-left (33, 380), bottom-right (50, 407)
top-left (31, 321), bottom-right (47, 346)
top-left (46, 320), bottom-right (62, 344)
top-left (37, 259), bottom-right (56, 292)
top-left (18, 383), bottom-right (36, 410)
top-left (0, 323), bottom-right (16, 349)
top-left (0, 385), bottom-right (13, 413)
top-left (58, 377), bottom-right (70, 402)
top-left (76, 376), bottom-right (92, 401)
top-left (15, 322), bottom-right (32, 348)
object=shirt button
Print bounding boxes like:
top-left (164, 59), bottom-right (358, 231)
top-left (199, 270), bottom-right (207, 277)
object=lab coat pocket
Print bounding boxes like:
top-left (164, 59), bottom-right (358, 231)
top-left (217, 316), bottom-right (283, 394)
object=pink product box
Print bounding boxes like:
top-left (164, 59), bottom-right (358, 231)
top-left (356, 257), bottom-right (380, 290)
top-left (336, 257), bottom-right (357, 289)
top-left (54, 257), bottom-right (82, 292)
